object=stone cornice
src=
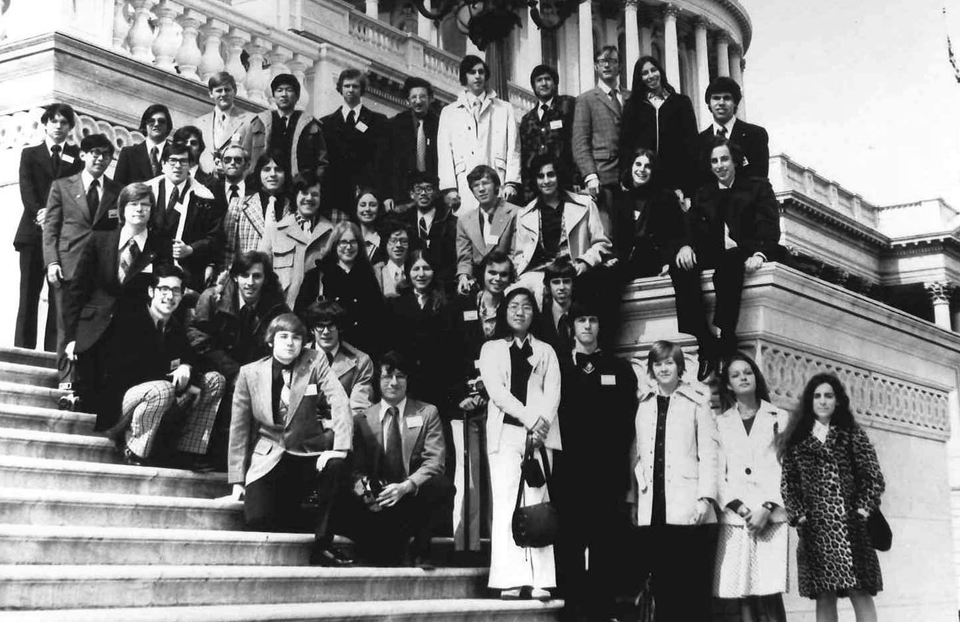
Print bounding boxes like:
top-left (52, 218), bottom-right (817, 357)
top-left (779, 193), bottom-right (889, 247)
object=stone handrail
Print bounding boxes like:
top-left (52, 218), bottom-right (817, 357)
top-left (507, 82), bottom-right (537, 115)
top-left (422, 45), bottom-right (460, 84)
top-left (348, 10), bottom-right (406, 56)
top-left (770, 154), bottom-right (878, 228)
top-left (0, 108), bottom-right (144, 152)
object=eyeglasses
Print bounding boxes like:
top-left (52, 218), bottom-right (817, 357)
top-left (314, 323), bottom-right (337, 333)
top-left (387, 237), bottom-right (410, 247)
top-left (222, 156), bottom-right (246, 164)
top-left (146, 118), bottom-right (168, 126)
top-left (507, 303), bottom-right (534, 313)
top-left (337, 240), bottom-right (359, 248)
top-left (411, 185), bottom-right (435, 195)
top-left (596, 57), bottom-right (619, 66)
top-left (155, 285), bottom-right (183, 297)
top-left (165, 158), bottom-right (190, 167)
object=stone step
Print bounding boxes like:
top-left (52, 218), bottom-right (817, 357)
top-left (0, 428), bottom-right (121, 464)
top-left (0, 402), bottom-right (95, 435)
top-left (0, 456), bottom-right (230, 498)
top-left (0, 381), bottom-right (67, 409)
top-left (0, 347), bottom-right (57, 369)
top-left (0, 599), bottom-right (563, 621)
top-left (0, 524), bottom-right (315, 566)
top-left (0, 361), bottom-right (58, 389)
top-left (0, 487), bottom-right (243, 532)
top-left (0, 565), bottom-right (491, 609)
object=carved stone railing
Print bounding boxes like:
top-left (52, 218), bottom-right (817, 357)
top-left (348, 10), bottom-right (406, 56)
top-left (507, 81), bottom-right (537, 115)
top-left (422, 44), bottom-right (460, 84)
top-left (770, 153), bottom-right (878, 229)
top-left (0, 108), bottom-right (144, 153)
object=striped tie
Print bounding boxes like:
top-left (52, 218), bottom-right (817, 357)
top-left (118, 238), bottom-right (140, 283)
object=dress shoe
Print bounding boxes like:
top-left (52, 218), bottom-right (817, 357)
top-left (121, 447), bottom-right (147, 466)
top-left (696, 356), bottom-right (718, 382)
top-left (58, 393), bottom-right (80, 411)
top-left (310, 546), bottom-right (355, 567)
top-left (500, 588), bottom-right (522, 600)
top-left (529, 587), bottom-right (552, 601)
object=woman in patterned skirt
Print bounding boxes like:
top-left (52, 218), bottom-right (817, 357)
top-left (714, 352), bottom-right (790, 621)
top-left (780, 373), bottom-right (885, 622)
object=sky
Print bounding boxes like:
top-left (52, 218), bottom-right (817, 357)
top-left (744, 0), bottom-right (960, 208)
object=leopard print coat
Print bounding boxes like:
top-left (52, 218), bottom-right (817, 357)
top-left (781, 424), bottom-right (885, 598)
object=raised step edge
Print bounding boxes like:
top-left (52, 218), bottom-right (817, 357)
top-left (0, 486), bottom-right (239, 509)
top-left (0, 455), bottom-right (227, 484)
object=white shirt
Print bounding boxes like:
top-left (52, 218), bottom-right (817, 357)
top-left (416, 207), bottom-right (436, 232)
top-left (81, 170), bottom-right (103, 200)
top-left (537, 97), bottom-right (556, 121)
top-left (597, 81), bottom-right (623, 107)
top-left (225, 179), bottom-right (246, 200)
top-left (551, 300), bottom-right (570, 332)
top-left (118, 227), bottom-right (149, 254)
top-left (812, 420), bottom-right (830, 444)
top-left (44, 137), bottom-right (68, 154)
top-left (712, 118), bottom-right (737, 137)
top-left (341, 103), bottom-right (363, 123)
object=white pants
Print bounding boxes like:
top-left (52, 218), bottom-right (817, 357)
top-left (487, 423), bottom-right (556, 589)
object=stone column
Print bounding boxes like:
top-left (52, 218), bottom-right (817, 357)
top-left (638, 5), bottom-right (653, 57)
top-left (112, 0), bottom-right (132, 52)
top-left (623, 0), bottom-right (640, 78)
top-left (716, 31), bottom-right (730, 77)
top-left (198, 18), bottom-right (227, 83)
top-left (729, 46), bottom-right (745, 119)
top-left (289, 54), bottom-right (314, 110)
top-left (243, 37), bottom-right (271, 106)
top-left (662, 4), bottom-right (680, 92)
top-left (521, 9), bottom-right (542, 83)
top-left (578, 0), bottom-right (595, 93)
top-left (926, 282), bottom-right (955, 331)
top-left (224, 28), bottom-right (251, 97)
top-left (694, 18), bottom-right (710, 125)
top-left (365, 0), bottom-right (378, 18)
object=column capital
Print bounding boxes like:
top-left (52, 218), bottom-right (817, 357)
top-left (623, 0), bottom-right (639, 9)
top-left (663, 4), bottom-right (680, 20)
top-left (715, 30), bottom-right (730, 45)
top-left (925, 281), bottom-right (955, 303)
top-left (693, 16), bottom-right (711, 31)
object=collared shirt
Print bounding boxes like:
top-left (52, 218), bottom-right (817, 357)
top-left (511, 335), bottom-right (531, 350)
top-left (597, 80), bottom-right (623, 107)
top-left (363, 229), bottom-right (381, 259)
top-left (118, 227), bottom-right (149, 255)
top-left (537, 97), bottom-right (555, 121)
top-left (341, 103), bottom-right (363, 123)
top-left (812, 420), bottom-right (831, 444)
top-left (164, 178), bottom-right (188, 203)
top-left (81, 170), bottom-right (103, 199)
top-left (225, 179), bottom-right (246, 200)
top-left (712, 118), bottom-right (737, 138)
top-left (45, 137), bottom-right (68, 154)
top-left (417, 207), bottom-right (436, 232)
top-left (551, 300), bottom-right (569, 334)
top-left (378, 398), bottom-right (409, 466)
top-left (465, 91), bottom-right (488, 109)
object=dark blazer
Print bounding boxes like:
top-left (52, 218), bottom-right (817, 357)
top-left (114, 141), bottom-right (163, 187)
top-left (64, 229), bottom-right (170, 352)
top-left (616, 183), bottom-right (688, 276)
top-left (571, 86), bottom-right (630, 188)
top-left (385, 109), bottom-right (440, 202)
top-left (519, 95), bottom-right (577, 196)
top-left (687, 176), bottom-right (781, 261)
top-left (320, 105), bottom-right (388, 213)
top-left (698, 120), bottom-right (770, 187)
top-left (354, 399), bottom-right (446, 488)
top-left (402, 204), bottom-right (458, 289)
top-left (42, 174), bottom-right (121, 280)
top-left (619, 92), bottom-right (699, 197)
top-left (17, 142), bottom-right (83, 248)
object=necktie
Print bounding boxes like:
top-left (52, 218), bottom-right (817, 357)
top-left (326, 350), bottom-right (335, 365)
top-left (278, 368), bottom-right (292, 419)
top-left (266, 196), bottom-right (277, 223)
top-left (280, 116), bottom-right (289, 134)
top-left (609, 89), bottom-right (622, 114)
top-left (540, 103), bottom-right (549, 120)
top-left (118, 238), bottom-right (140, 283)
top-left (558, 313), bottom-right (572, 343)
top-left (365, 239), bottom-right (376, 258)
top-left (51, 144), bottom-right (62, 173)
top-left (415, 119), bottom-right (427, 172)
top-left (717, 126), bottom-right (727, 138)
top-left (150, 146), bottom-right (160, 177)
top-left (384, 406), bottom-right (405, 482)
top-left (229, 184), bottom-right (239, 201)
top-left (86, 178), bottom-right (100, 220)
top-left (166, 184), bottom-right (180, 213)
top-left (346, 109), bottom-right (356, 127)
top-left (418, 216), bottom-right (429, 242)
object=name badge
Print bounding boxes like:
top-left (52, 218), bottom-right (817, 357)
top-left (549, 119), bottom-right (563, 130)
top-left (142, 263), bottom-right (153, 274)
top-left (406, 415), bottom-right (423, 428)
top-left (305, 384), bottom-right (318, 396)
top-left (601, 374), bottom-right (616, 386)
top-left (108, 209), bottom-right (118, 219)
top-left (474, 359), bottom-right (481, 370)
top-left (61, 153), bottom-right (75, 164)
top-left (355, 121), bottom-right (368, 133)
top-left (483, 231), bottom-right (499, 246)
top-left (169, 358), bottom-right (181, 371)
top-left (463, 310), bottom-right (479, 322)
top-left (634, 210), bottom-right (641, 221)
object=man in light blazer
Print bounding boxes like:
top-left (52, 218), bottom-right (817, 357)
top-left (572, 46), bottom-right (630, 236)
top-left (114, 104), bottom-right (173, 186)
top-left (192, 72), bottom-right (256, 175)
top-left (228, 313), bottom-right (354, 566)
top-left (304, 300), bottom-right (375, 418)
top-left (349, 350), bottom-right (452, 567)
top-left (455, 166), bottom-right (518, 296)
top-left (42, 133), bottom-right (121, 386)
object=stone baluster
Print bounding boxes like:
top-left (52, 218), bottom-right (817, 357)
top-left (151, 0), bottom-right (181, 72)
top-left (662, 5), bottom-right (680, 94)
top-left (243, 37), bottom-right (271, 106)
top-left (716, 31), bottom-right (730, 77)
top-left (127, 0), bottom-right (156, 62)
top-left (176, 9), bottom-right (205, 82)
top-left (224, 28), bottom-right (251, 97)
top-left (198, 18), bottom-right (228, 84)
top-left (288, 54), bottom-right (315, 110)
top-left (267, 45), bottom-right (294, 100)
top-left (694, 18), bottom-right (710, 124)
top-left (112, 0), bottom-right (132, 52)
top-left (365, 0), bottom-right (378, 18)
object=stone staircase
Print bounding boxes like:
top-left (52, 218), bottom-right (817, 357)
top-left (0, 347), bottom-right (563, 620)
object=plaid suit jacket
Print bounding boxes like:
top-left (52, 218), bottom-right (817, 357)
top-left (572, 86), bottom-right (630, 187)
top-left (519, 94), bottom-right (577, 198)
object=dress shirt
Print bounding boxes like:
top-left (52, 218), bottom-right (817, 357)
top-left (812, 420), bottom-right (830, 444)
top-left (537, 97), bottom-right (555, 121)
top-left (416, 207), bottom-right (437, 233)
top-left (341, 103), bottom-right (363, 124)
top-left (225, 180), bottom-right (246, 200)
top-left (45, 136), bottom-right (68, 155)
top-left (378, 397), bottom-right (410, 461)
top-left (118, 227), bottom-right (149, 256)
top-left (712, 118), bottom-right (737, 137)
top-left (81, 171), bottom-right (103, 201)
top-left (597, 81), bottom-right (623, 108)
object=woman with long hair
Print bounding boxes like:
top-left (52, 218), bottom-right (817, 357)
top-left (355, 187), bottom-right (387, 265)
top-left (780, 373), bottom-right (885, 622)
top-left (223, 151), bottom-right (292, 269)
top-left (714, 352), bottom-right (790, 621)
top-left (618, 56), bottom-right (699, 200)
top-left (478, 287), bottom-right (560, 601)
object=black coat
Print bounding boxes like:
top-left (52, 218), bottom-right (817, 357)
top-left (114, 141), bottom-right (162, 187)
top-left (17, 142), bottom-right (84, 247)
top-left (697, 120), bottom-right (770, 188)
top-left (519, 95), bottom-right (577, 198)
top-left (686, 176), bottom-right (782, 262)
top-left (619, 93), bottom-right (699, 197)
top-left (385, 109), bottom-right (440, 203)
top-left (616, 183), bottom-right (688, 277)
top-left (402, 204), bottom-right (458, 291)
top-left (320, 106), bottom-right (389, 213)
top-left (151, 178), bottom-right (226, 289)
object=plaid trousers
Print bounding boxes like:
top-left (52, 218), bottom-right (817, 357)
top-left (122, 371), bottom-right (224, 458)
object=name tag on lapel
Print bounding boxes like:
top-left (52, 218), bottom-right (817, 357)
top-left (169, 358), bottom-right (180, 371)
top-left (141, 263), bottom-right (153, 274)
top-left (305, 384), bottom-right (318, 396)
top-left (406, 415), bottom-right (423, 428)
top-left (474, 359), bottom-right (481, 370)
top-left (463, 310), bottom-right (479, 322)
top-left (549, 120), bottom-right (563, 130)
top-left (355, 121), bottom-right (369, 133)
top-left (483, 231), bottom-right (499, 246)
top-left (108, 209), bottom-right (118, 219)
top-left (601, 374), bottom-right (616, 386)
top-left (61, 153), bottom-right (75, 164)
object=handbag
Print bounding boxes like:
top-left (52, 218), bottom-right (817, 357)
top-left (511, 436), bottom-right (560, 548)
top-left (867, 507), bottom-right (892, 552)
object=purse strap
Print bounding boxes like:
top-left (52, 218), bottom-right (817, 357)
top-left (514, 435), bottom-right (555, 513)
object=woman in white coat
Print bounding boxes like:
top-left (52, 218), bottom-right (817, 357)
top-left (629, 340), bottom-right (719, 622)
top-left (479, 287), bottom-right (560, 601)
top-left (714, 352), bottom-right (790, 622)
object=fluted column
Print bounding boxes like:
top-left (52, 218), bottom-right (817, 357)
top-left (638, 5), bottom-right (653, 57)
top-left (176, 10), bottom-right (205, 82)
top-left (716, 31), bottom-right (730, 77)
top-left (244, 38), bottom-right (271, 106)
top-left (112, 0), bottom-right (132, 52)
top-left (578, 0), bottom-right (595, 93)
top-left (521, 9), bottom-right (542, 81)
top-left (365, 0), bottom-right (378, 18)
top-left (662, 4), bottom-right (680, 92)
top-left (198, 19), bottom-right (228, 83)
top-left (224, 28), bottom-right (251, 97)
top-left (694, 18), bottom-right (710, 125)
top-left (623, 0), bottom-right (640, 77)
top-left (127, 0), bottom-right (156, 62)
top-left (926, 282), bottom-right (955, 330)
top-left (289, 54), bottom-right (314, 110)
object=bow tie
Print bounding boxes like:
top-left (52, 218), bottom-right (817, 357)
top-left (575, 352), bottom-right (601, 373)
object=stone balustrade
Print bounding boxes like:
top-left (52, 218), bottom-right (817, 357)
top-left (770, 154), bottom-right (878, 229)
top-left (506, 82), bottom-right (537, 115)
top-left (0, 108), bottom-right (144, 154)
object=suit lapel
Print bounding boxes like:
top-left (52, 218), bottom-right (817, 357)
top-left (490, 204), bottom-right (510, 243)
top-left (401, 400), bottom-right (421, 472)
top-left (241, 195), bottom-right (266, 236)
top-left (251, 360), bottom-right (274, 427)
top-left (284, 352), bottom-right (313, 425)
top-left (66, 176), bottom-right (89, 224)
top-left (596, 88), bottom-right (620, 119)
top-left (93, 179), bottom-right (119, 225)
top-left (220, 112), bottom-right (245, 149)
top-left (332, 350), bottom-right (357, 380)
top-left (35, 144), bottom-right (55, 178)
top-left (562, 198), bottom-right (587, 233)
top-left (465, 212), bottom-right (485, 253)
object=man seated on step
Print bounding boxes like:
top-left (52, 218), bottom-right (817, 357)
top-left (98, 264), bottom-right (225, 470)
top-left (228, 313), bottom-right (355, 567)
top-left (344, 350), bottom-right (453, 568)
top-left (302, 300), bottom-right (374, 419)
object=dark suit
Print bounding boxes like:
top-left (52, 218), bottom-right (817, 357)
top-left (697, 119), bottom-right (770, 187)
top-left (385, 109), bottom-right (439, 203)
top-left (519, 95), bottom-right (576, 198)
top-left (616, 184), bottom-right (688, 278)
top-left (672, 176), bottom-right (782, 356)
top-left (15, 142), bottom-right (83, 350)
top-left (402, 204), bottom-right (458, 290)
top-left (320, 105), bottom-right (388, 215)
top-left (114, 141), bottom-right (163, 186)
